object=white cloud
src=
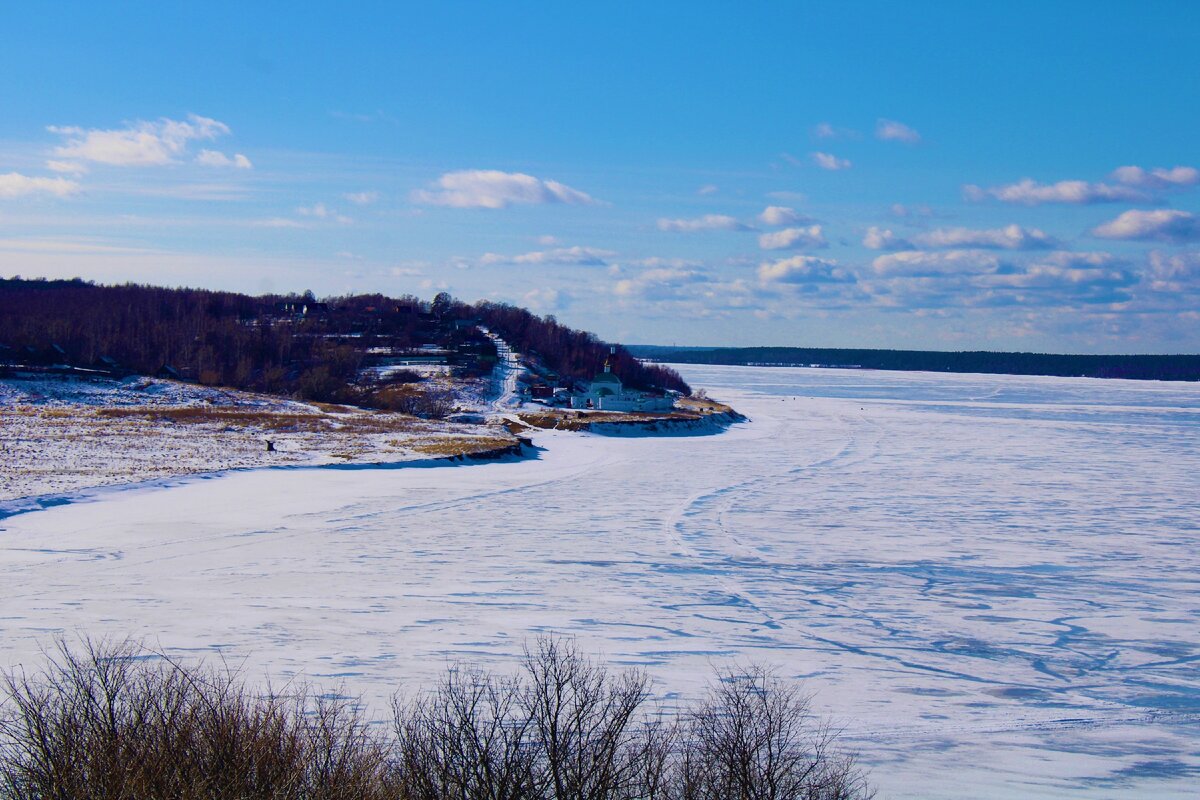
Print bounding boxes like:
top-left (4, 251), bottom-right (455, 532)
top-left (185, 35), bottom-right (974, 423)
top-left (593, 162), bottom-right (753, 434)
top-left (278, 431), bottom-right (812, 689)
top-left (482, 245), bottom-right (614, 266)
top-left (811, 152), bottom-right (851, 171)
top-left (295, 203), bottom-right (352, 224)
top-left (696, 184), bottom-right (719, 196)
top-left (0, 237), bottom-right (148, 254)
top-left (536, 234), bottom-right (559, 245)
top-left (411, 170), bottom-right (596, 209)
top-left (890, 203), bottom-right (933, 218)
top-left (963, 178), bottom-right (1147, 205)
top-left (758, 255), bottom-right (852, 284)
top-left (758, 206), bottom-right (811, 226)
top-left (872, 249), bottom-right (1002, 276)
top-left (1147, 249), bottom-right (1200, 290)
top-left (0, 172), bottom-right (81, 198)
top-left (657, 214), bottom-right (752, 232)
top-left (614, 267), bottom-right (707, 299)
top-left (813, 122), bottom-right (859, 140)
top-left (49, 114), bottom-right (232, 167)
top-left (195, 149), bottom-right (252, 169)
top-left (523, 287), bottom-right (568, 311)
top-left (1111, 165), bottom-right (1200, 189)
top-left (343, 190), bottom-right (380, 205)
top-left (913, 224), bottom-right (1058, 250)
top-left (862, 226), bottom-right (913, 250)
top-left (1091, 209), bottom-right (1200, 243)
top-left (814, 122), bottom-right (838, 139)
top-left (250, 217), bottom-right (305, 228)
top-left (875, 119), bottom-right (921, 144)
top-left (298, 203), bottom-right (331, 218)
top-left (45, 160), bottom-right (87, 175)
top-left (758, 225), bottom-right (827, 250)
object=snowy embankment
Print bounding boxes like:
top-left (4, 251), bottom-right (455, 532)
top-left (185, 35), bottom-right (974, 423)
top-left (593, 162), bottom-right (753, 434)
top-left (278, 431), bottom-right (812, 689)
top-left (0, 373), bottom-right (520, 509)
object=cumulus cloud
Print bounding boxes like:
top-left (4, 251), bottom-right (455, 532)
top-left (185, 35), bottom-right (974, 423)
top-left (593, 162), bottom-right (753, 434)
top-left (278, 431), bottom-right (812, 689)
top-left (411, 170), bottom-right (596, 209)
top-left (481, 245), bottom-right (614, 266)
top-left (1111, 165), bottom-right (1200, 189)
top-left (890, 203), bottom-right (932, 218)
top-left (813, 122), bottom-right (859, 140)
top-left (656, 214), bottom-right (752, 232)
top-left (811, 152), bottom-right (851, 171)
top-left (913, 224), bottom-right (1058, 250)
top-left (1091, 209), bottom-right (1200, 243)
top-left (872, 249), bottom-right (1003, 277)
top-left (195, 149), bottom-right (252, 169)
top-left (875, 119), bottom-right (921, 144)
top-left (696, 184), bottom-right (719, 195)
top-left (0, 172), bottom-right (81, 198)
top-left (862, 226), bottom-right (913, 250)
top-left (250, 217), bottom-right (305, 228)
top-left (49, 114), bottom-right (233, 167)
top-left (1147, 249), bottom-right (1200, 291)
top-left (972, 254), bottom-right (1136, 303)
top-left (615, 267), bottom-right (707, 300)
top-left (297, 203), bottom-right (352, 224)
top-left (758, 255), bottom-right (852, 284)
top-left (523, 287), bottom-right (569, 311)
top-left (343, 191), bottom-right (380, 205)
top-left (759, 206), bottom-right (811, 226)
top-left (963, 178), bottom-right (1147, 205)
top-left (45, 160), bottom-right (87, 175)
top-left (758, 225), bottom-right (827, 250)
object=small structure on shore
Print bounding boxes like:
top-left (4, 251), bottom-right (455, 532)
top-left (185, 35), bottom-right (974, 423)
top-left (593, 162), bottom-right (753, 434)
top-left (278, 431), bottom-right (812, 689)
top-left (571, 348), bottom-right (674, 412)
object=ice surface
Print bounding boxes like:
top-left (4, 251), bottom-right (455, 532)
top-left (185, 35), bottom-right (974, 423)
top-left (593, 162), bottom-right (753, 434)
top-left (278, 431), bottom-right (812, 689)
top-left (2, 366), bottom-right (1199, 799)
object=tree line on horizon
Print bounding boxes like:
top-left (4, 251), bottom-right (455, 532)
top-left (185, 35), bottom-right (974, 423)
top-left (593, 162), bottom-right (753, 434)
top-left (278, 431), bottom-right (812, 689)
top-left (630, 345), bottom-right (1200, 382)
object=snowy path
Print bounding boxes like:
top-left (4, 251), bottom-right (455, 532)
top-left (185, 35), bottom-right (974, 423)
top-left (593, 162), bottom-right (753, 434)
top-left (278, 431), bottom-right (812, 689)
top-left (478, 327), bottom-right (525, 419)
top-left (2, 366), bottom-right (1200, 798)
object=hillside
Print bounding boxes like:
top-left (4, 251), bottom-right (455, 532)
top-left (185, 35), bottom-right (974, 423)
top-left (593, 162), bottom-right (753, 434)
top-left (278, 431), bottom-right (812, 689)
top-left (0, 278), bottom-right (689, 411)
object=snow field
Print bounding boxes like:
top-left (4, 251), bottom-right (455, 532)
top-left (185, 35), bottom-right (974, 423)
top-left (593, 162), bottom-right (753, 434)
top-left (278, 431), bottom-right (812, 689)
top-left (1, 365), bottom-right (1199, 798)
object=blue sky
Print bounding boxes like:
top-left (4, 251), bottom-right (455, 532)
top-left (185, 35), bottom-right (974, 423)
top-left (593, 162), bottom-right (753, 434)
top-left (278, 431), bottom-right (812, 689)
top-left (2, 2), bottom-right (1199, 352)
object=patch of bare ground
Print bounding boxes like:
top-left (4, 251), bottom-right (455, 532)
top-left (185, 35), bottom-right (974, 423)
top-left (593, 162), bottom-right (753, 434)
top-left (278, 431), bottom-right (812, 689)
top-left (517, 397), bottom-right (740, 432)
top-left (1, 379), bottom-right (518, 503)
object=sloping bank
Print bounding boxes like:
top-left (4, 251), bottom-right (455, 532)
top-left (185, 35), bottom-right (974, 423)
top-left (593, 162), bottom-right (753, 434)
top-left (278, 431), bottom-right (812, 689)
top-left (514, 398), bottom-right (747, 437)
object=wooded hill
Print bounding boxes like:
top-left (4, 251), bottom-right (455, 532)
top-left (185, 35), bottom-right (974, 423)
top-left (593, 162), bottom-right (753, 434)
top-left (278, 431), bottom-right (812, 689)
top-left (0, 278), bottom-right (689, 406)
top-left (629, 344), bottom-right (1200, 382)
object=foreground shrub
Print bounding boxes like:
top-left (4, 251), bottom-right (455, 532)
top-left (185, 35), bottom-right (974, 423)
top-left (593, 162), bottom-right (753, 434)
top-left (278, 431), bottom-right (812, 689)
top-left (0, 639), bottom-right (872, 800)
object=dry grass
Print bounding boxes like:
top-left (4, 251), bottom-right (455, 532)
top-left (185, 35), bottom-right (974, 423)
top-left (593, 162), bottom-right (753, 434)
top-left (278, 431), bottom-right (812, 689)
top-left (408, 435), bottom-right (518, 457)
top-left (90, 405), bottom-right (426, 436)
top-left (517, 408), bottom-right (710, 431)
top-left (676, 396), bottom-right (735, 415)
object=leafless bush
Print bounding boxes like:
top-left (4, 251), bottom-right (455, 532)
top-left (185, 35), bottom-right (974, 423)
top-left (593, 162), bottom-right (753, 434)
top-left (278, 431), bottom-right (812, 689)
top-left (1, 639), bottom-right (872, 800)
top-left (0, 638), bottom-right (395, 800)
top-left (676, 666), bottom-right (874, 800)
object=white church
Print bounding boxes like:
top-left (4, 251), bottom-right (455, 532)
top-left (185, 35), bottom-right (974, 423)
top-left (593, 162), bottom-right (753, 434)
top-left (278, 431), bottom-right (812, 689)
top-left (571, 349), bottom-right (675, 412)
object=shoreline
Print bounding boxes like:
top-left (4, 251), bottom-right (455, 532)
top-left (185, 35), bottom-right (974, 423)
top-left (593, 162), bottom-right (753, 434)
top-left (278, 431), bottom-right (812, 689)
top-left (0, 373), bottom-right (742, 517)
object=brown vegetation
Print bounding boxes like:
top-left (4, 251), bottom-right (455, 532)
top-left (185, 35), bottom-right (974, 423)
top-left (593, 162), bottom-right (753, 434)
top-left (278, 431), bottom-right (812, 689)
top-left (0, 639), bottom-right (873, 800)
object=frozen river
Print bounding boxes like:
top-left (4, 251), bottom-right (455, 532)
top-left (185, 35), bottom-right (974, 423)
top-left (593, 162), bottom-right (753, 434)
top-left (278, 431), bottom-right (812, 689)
top-left (2, 365), bottom-right (1199, 798)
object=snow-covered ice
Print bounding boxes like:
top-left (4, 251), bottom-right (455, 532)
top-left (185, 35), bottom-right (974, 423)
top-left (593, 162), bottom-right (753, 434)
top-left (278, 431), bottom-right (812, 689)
top-left (2, 365), bottom-right (1199, 798)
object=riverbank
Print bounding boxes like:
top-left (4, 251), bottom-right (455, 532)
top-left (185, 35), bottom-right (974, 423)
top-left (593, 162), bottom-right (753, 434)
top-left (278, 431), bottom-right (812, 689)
top-left (0, 373), bottom-right (523, 505)
top-left (0, 373), bottom-right (739, 508)
top-left (514, 396), bottom-right (746, 435)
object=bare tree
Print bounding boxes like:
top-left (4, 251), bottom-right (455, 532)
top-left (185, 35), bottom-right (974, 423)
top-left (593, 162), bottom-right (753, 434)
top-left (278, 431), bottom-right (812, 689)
top-left (521, 638), bottom-right (651, 800)
top-left (396, 667), bottom-right (536, 800)
top-left (677, 665), bottom-right (873, 800)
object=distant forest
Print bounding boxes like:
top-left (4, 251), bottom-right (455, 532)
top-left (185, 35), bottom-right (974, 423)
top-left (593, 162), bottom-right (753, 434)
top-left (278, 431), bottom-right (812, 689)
top-left (629, 345), bottom-right (1200, 382)
top-left (0, 277), bottom-right (689, 405)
